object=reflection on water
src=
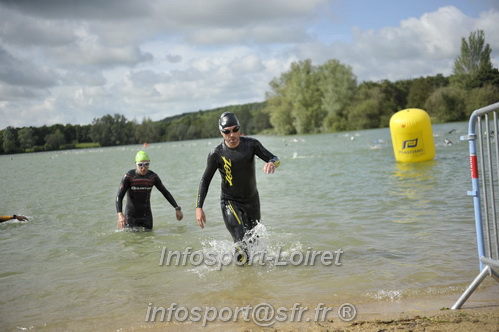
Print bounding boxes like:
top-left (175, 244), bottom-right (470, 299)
top-left (389, 160), bottom-right (438, 224)
top-left (391, 159), bottom-right (437, 181)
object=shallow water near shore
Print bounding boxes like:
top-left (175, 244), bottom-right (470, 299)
top-left (0, 122), bottom-right (490, 330)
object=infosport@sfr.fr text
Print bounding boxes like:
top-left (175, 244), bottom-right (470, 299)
top-left (145, 302), bottom-right (357, 327)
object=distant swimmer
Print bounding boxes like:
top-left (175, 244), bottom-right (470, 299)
top-left (0, 215), bottom-right (29, 223)
top-left (116, 150), bottom-right (183, 230)
top-left (196, 112), bottom-right (280, 263)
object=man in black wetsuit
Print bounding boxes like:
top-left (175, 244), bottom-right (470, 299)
top-left (196, 112), bottom-right (280, 262)
top-left (116, 150), bottom-right (183, 230)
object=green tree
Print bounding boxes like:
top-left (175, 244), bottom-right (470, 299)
top-left (266, 59), bottom-right (334, 134)
top-left (18, 127), bottom-right (36, 151)
top-left (465, 85), bottom-right (499, 116)
top-left (2, 127), bottom-right (19, 154)
top-left (319, 59), bottom-right (357, 132)
top-left (135, 117), bottom-right (161, 143)
top-left (374, 79), bottom-right (412, 126)
top-left (265, 69), bottom-right (297, 135)
top-left (265, 95), bottom-right (295, 135)
top-left (196, 110), bottom-right (220, 138)
top-left (288, 60), bottom-right (323, 134)
top-left (407, 78), bottom-right (432, 108)
top-left (44, 129), bottom-right (66, 150)
top-left (33, 126), bottom-right (51, 147)
top-left (90, 114), bottom-right (132, 146)
top-left (62, 124), bottom-right (77, 144)
top-left (392, 79), bottom-right (412, 109)
top-left (171, 117), bottom-right (191, 141)
top-left (74, 124), bottom-right (92, 143)
top-left (452, 30), bottom-right (494, 89)
top-left (407, 75), bottom-right (449, 109)
top-left (424, 87), bottom-right (466, 122)
top-left (246, 107), bottom-right (271, 134)
top-left (0, 131), bottom-right (4, 153)
top-left (346, 84), bottom-right (389, 129)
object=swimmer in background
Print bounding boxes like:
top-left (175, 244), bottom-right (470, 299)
top-left (116, 150), bottom-right (183, 230)
top-left (0, 215), bottom-right (29, 223)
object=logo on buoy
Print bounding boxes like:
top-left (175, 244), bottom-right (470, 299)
top-left (402, 138), bottom-right (418, 149)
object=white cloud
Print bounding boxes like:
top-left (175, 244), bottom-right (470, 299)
top-left (322, 5), bottom-right (499, 81)
top-left (0, 9), bottom-right (77, 47)
top-left (0, 46), bottom-right (58, 87)
top-left (400, 6), bottom-right (472, 58)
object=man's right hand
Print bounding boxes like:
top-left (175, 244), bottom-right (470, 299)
top-left (196, 208), bottom-right (206, 229)
top-left (117, 212), bottom-right (126, 229)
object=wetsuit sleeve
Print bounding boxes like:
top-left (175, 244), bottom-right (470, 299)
top-left (154, 176), bottom-right (179, 208)
top-left (116, 173), bottom-right (130, 213)
top-left (196, 152), bottom-right (218, 208)
top-left (254, 140), bottom-right (280, 167)
top-left (0, 216), bottom-right (13, 222)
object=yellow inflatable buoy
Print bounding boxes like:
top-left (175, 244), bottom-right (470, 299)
top-left (390, 108), bottom-right (435, 162)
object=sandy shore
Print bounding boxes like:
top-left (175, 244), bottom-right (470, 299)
top-left (264, 283), bottom-right (499, 332)
top-left (131, 282), bottom-right (498, 332)
top-left (324, 307), bottom-right (499, 332)
top-left (135, 306), bottom-right (499, 332)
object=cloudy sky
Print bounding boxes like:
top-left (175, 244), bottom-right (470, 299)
top-left (0, 0), bottom-right (498, 129)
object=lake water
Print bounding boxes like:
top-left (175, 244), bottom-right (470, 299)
top-left (0, 122), bottom-right (493, 330)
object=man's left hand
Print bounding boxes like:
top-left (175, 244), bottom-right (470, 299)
top-left (263, 162), bottom-right (276, 174)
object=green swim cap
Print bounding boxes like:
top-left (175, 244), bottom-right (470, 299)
top-left (135, 150), bottom-right (150, 162)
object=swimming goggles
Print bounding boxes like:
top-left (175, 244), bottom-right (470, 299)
top-left (220, 126), bottom-right (240, 134)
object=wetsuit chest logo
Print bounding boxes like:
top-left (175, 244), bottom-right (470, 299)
top-left (221, 156), bottom-right (233, 186)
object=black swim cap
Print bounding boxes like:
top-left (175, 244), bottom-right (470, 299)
top-left (219, 112), bottom-right (240, 130)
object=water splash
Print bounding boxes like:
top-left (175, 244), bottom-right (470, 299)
top-left (188, 223), bottom-right (304, 277)
top-left (370, 289), bottom-right (403, 301)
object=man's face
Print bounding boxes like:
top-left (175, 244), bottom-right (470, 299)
top-left (221, 125), bottom-right (241, 148)
top-left (135, 160), bottom-right (150, 175)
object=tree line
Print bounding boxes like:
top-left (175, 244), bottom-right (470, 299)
top-left (0, 102), bottom-right (270, 154)
top-left (2, 30), bottom-right (498, 154)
